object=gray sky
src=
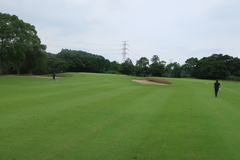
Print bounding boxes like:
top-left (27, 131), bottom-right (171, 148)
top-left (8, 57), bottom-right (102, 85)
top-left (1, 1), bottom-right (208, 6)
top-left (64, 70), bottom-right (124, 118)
top-left (1, 0), bottom-right (240, 64)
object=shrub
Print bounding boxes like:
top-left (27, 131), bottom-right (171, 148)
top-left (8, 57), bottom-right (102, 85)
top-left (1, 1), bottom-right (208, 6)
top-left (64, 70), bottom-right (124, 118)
top-left (106, 70), bottom-right (120, 74)
top-left (226, 75), bottom-right (240, 81)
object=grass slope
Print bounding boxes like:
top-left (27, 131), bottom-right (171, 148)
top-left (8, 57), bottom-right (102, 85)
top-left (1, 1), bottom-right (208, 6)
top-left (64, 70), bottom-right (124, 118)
top-left (0, 73), bottom-right (240, 160)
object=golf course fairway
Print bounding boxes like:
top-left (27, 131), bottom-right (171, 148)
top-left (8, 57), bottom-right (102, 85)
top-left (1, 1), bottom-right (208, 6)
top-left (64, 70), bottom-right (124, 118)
top-left (1, 73), bottom-right (240, 160)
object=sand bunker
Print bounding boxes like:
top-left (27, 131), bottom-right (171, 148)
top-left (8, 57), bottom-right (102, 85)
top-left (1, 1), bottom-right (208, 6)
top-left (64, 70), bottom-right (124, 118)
top-left (132, 79), bottom-right (168, 85)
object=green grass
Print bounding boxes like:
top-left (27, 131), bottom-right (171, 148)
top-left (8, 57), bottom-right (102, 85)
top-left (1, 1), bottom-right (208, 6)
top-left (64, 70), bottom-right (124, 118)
top-left (1, 73), bottom-right (240, 160)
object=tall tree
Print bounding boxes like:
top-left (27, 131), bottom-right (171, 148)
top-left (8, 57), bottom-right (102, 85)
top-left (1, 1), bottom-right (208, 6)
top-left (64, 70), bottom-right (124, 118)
top-left (194, 54), bottom-right (230, 79)
top-left (220, 55), bottom-right (240, 77)
top-left (0, 12), bottom-right (45, 75)
top-left (135, 57), bottom-right (149, 77)
top-left (0, 13), bottom-right (13, 74)
top-left (109, 61), bottom-right (120, 73)
top-left (182, 57), bottom-right (198, 77)
top-left (119, 58), bottom-right (134, 75)
top-left (164, 62), bottom-right (181, 78)
top-left (151, 55), bottom-right (160, 63)
top-left (149, 55), bottom-right (165, 76)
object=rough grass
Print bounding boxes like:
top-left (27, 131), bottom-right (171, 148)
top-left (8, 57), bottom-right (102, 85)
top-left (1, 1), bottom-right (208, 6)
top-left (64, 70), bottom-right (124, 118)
top-left (0, 73), bottom-right (240, 160)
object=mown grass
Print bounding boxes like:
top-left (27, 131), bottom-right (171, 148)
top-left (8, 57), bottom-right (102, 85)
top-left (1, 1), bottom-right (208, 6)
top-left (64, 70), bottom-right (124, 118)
top-left (0, 73), bottom-right (240, 160)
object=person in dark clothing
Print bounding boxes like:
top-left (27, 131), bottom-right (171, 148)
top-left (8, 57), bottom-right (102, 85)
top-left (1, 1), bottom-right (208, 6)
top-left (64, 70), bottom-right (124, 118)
top-left (53, 72), bottom-right (56, 80)
top-left (214, 80), bottom-right (221, 97)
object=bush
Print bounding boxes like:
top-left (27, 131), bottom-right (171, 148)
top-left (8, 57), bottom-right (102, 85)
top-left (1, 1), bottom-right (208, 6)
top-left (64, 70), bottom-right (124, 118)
top-left (226, 75), bottom-right (240, 81)
top-left (106, 70), bottom-right (120, 74)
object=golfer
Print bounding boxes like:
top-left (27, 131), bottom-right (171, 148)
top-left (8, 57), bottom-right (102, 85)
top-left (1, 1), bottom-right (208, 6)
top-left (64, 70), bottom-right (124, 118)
top-left (53, 72), bottom-right (56, 80)
top-left (214, 80), bottom-right (221, 97)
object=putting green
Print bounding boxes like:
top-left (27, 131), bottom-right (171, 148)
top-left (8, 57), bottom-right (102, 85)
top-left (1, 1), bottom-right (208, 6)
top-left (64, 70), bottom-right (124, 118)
top-left (0, 73), bottom-right (240, 160)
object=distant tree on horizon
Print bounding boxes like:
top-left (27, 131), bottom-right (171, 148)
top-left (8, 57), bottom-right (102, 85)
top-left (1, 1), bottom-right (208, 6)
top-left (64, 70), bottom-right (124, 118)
top-left (135, 57), bottom-right (150, 77)
top-left (119, 58), bottom-right (134, 75)
top-left (149, 55), bottom-right (165, 77)
top-left (182, 57), bottom-right (198, 77)
top-left (164, 62), bottom-right (181, 78)
top-left (194, 54), bottom-right (236, 79)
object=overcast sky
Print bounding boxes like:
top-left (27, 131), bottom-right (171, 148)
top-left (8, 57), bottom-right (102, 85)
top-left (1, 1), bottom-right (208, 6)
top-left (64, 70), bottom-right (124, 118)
top-left (1, 0), bottom-right (240, 64)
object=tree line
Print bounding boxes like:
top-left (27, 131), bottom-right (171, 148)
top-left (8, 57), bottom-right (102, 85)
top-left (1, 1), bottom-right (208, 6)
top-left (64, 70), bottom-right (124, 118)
top-left (112, 54), bottom-right (240, 81)
top-left (1, 12), bottom-right (240, 80)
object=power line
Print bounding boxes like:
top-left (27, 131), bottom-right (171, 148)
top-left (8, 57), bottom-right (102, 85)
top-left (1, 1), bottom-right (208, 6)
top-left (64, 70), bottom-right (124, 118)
top-left (128, 45), bottom-right (146, 58)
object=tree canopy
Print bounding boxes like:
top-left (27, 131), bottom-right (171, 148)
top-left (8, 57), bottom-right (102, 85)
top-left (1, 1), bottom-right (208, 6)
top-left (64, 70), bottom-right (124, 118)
top-left (119, 58), bottom-right (134, 75)
top-left (149, 55), bottom-right (165, 77)
top-left (54, 49), bottom-right (110, 73)
top-left (164, 62), bottom-right (181, 78)
top-left (182, 57), bottom-right (198, 77)
top-left (194, 54), bottom-right (240, 80)
top-left (0, 12), bottom-right (46, 75)
top-left (135, 57), bottom-right (150, 77)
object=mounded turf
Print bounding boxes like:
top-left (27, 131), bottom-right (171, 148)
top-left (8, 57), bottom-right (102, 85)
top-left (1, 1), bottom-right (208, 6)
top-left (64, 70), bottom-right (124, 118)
top-left (1, 73), bottom-right (240, 160)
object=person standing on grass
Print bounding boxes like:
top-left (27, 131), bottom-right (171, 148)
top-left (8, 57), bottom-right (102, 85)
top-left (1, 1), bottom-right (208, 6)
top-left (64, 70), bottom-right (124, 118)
top-left (53, 72), bottom-right (56, 81)
top-left (214, 80), bottom-right (221, 97)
